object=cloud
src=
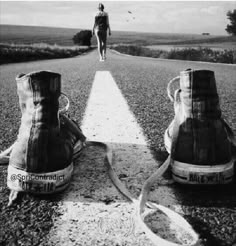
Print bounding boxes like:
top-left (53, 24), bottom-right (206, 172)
top-left (163, 7), bottom-right (198, 22)
top-left (0, 1), bottom-right (234, 35)
top-left (200, 6), bottom-right (221, 15)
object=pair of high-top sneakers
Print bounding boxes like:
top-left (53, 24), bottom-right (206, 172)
top-left (1, 69), bottom-right (235, 206)
top-left (1, 71), bottom-right (86, 204)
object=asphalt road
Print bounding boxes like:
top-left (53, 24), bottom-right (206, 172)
top-left (0, 50), bottom-right (235, 246)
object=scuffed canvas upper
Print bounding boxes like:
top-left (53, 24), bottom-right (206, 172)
top-left (168, 69), bottom-right (232, 165)
top-left (9, 71), bottom-right (85, 173)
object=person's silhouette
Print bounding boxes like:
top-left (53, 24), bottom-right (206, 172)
top-left (92, 3), bottom-right (111, 61)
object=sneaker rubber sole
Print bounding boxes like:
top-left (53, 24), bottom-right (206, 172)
top-left (164, 128), bottom-right (235, 185)
top-left (7, 162), bottom-right (73, 194)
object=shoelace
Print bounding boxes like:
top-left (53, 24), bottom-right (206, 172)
top-left (1, 88), bottom-right (235, 246)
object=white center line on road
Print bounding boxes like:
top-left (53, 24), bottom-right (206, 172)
top-left (47, 71), bottom-right (181, 246)
top-left (81, 71), bottom-right (147, 144)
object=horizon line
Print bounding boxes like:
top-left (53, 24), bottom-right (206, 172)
top-left (0, 23), bottom-right (229, 37)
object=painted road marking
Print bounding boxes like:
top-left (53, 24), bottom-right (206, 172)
top-left (47, 71), bottom-right (181, 246)
top-left (81, 71), bottom-right (146, 144)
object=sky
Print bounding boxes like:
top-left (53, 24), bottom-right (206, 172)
top-left (0, 1), bottom-right (236, 35)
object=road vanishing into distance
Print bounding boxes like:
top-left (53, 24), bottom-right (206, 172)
top-left (0, 50), bottom-right (235, 246)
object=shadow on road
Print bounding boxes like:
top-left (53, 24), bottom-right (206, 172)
top-left (1, 143), bottom-right (235, 246)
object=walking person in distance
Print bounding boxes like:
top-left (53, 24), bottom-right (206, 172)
top-left (92, 3), bottom-right (111, 62)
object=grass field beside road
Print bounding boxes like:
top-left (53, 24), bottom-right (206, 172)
top-left (1, 24), bottom-right (235, 64)
top-left (111, 45), bottom-right (236, 64)
top-left (1, 24), bottom-right (235, 47)
top-left (146, 42), bottom-right (236, 51)
top-left (0, 43), bottom-right (93, 64)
